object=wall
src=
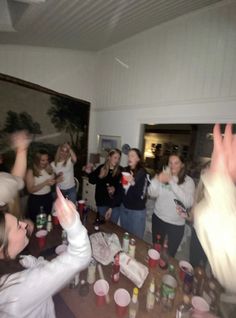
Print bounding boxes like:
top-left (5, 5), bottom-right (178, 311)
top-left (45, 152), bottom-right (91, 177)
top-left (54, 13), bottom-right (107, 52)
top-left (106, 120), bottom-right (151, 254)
top-left (0, 44), bottom-right (96, 152)
top-left (91, 0), bottom-right (236, 161)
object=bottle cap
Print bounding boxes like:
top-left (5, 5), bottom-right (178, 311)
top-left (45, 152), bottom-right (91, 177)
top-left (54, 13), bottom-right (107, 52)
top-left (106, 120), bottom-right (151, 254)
top-left (133, 287), bottom-right (139, 295)
top-left (183, 295), bottom-right (190, 304)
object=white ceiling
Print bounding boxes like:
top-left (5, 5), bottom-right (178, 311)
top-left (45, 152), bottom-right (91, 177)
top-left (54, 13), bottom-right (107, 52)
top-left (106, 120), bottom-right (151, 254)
top-left (0, 0), bottom-right (223, 51)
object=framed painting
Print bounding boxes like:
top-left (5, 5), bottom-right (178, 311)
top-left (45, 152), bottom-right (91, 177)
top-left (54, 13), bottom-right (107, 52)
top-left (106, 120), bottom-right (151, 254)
top-left (98, 135), bottom-right (121, 156)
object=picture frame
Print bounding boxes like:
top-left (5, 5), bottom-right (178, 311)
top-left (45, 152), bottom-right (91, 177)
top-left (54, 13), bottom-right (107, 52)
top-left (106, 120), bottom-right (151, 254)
top-left (97, 134), bottom-right (121, 156)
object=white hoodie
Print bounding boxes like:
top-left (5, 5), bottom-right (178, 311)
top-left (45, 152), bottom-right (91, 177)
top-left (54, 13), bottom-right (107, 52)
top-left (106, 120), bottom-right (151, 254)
top-left (148, 175), bottom-right (195, 226)
top-left (0, 214), bottom-right (91, 318)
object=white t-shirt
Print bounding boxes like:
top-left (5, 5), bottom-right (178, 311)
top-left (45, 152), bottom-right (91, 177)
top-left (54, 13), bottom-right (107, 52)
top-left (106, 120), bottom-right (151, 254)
top-left (0, 213), bottom-right (91, 318)
top-left (51, 158), bottom-right (75, 190)
top-left (33, 170), bottom-right (52, 195)
top-left (148, 175), bottom-right (195, 226)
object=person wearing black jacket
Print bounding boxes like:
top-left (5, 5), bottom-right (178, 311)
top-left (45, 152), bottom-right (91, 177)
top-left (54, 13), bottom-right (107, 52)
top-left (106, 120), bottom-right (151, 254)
top-left (88, 149), bottom-right (122, 224)
top-left (120, 148), bottom-right (147, 239)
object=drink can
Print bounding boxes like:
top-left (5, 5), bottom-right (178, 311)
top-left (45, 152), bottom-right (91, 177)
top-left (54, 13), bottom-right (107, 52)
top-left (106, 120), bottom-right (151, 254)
top-left (128, 238), bottom-right (136, 258)
top-left (122, 232), bottom-right (130, 253)
top-left (36, 213), bottom-right (47, 230)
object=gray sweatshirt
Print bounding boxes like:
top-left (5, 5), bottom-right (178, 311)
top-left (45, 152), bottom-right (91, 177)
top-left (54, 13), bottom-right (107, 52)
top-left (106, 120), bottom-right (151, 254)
top-left (148, 175), bottom-right (195, 226)
top-left (0, 214), bottom-right (91, 317)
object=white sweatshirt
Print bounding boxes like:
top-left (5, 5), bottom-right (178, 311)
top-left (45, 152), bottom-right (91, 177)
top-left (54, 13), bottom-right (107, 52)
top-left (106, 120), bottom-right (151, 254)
top-left (194, 172), bottom-right (236, 293)
top-left (0, 214), bottom-right (91, 318)
top-left (148, 175), bottom-right (195, 226)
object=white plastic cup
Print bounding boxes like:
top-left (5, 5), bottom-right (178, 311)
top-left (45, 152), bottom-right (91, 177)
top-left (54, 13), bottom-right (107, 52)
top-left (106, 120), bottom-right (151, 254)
top-left (191, 296), bottom-right (210, 313)
top-left (114, 288), bottom-right (131, 317)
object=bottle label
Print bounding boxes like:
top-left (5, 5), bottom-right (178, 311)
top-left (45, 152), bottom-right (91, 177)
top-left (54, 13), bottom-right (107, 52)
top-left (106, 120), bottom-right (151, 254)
top-left (113, 272), bottom-right (120, 282)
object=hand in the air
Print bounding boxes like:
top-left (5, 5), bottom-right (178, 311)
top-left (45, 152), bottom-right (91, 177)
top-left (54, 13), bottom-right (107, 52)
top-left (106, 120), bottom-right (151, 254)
top-left (54, 187), bottom-right (77, 229)
top-left (11, 130), bottom-right (31, 151)
top-left (210, 124), bottom-right (236, 182)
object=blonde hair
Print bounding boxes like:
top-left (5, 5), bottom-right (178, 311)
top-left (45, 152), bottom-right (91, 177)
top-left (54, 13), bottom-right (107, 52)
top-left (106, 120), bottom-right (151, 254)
top-left (32, 151), bottom-right (53, 177)
top-left (101, 149), bottom-right (121, 178)
top-left (54, 143), bottom-right (71, 167)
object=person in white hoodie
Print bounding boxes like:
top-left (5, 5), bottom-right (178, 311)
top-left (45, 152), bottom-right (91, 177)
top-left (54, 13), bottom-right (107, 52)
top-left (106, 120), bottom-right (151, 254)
top-left (148, 153), bottom-right (195, 257)
top-left (0, 186), bottom-right (91, 318)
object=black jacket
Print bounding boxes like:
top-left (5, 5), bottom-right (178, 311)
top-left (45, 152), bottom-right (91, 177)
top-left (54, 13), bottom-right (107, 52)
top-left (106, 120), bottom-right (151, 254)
top-left (122, 167), bottom-right (147, 210)
top-left (88, 164), bottom-right (122, 208)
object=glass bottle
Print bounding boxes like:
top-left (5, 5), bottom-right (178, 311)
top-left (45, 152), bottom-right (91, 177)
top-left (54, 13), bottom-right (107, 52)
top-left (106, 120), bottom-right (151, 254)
top-left (159, 236), bottom-right (169, 270)
top-left (46, 214), bottom-right (52, 232)
top-left (129, 287), bottom-right (139, 318)
top-left (154, 234), bottom-right (162, 252)
top-left (94, 212), bottom-right (100, 231)
top-left (146, 278), bottom-right (155, 312)
top-left (176, 295), bottom-right (191, 318)
top-left (111, 253), bottom-right (120, 283)
top-left (78, 279), bottom-right (89, 296)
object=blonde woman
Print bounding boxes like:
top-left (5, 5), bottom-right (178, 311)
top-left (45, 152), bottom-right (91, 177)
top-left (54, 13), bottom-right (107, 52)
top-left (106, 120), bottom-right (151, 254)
top-left (0, 187), bottom-right (91, 317)
top-left (51, 143), bottom-right (77, 203)
top-left (88, 149), bottom-right (122, 224)
top-left (26, 150), bottom-right (55, 222)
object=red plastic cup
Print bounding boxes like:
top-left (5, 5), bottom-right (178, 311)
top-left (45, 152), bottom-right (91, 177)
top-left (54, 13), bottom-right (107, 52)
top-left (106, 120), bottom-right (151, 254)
top-left (121, 172), bottom-right (130, 186)
top-left (35, 230), bottom-right (47, 249)
top-left (179, 260), bottom-right (193, 281)
top-left (93, 279), bottom-right (109, 307)
top-left (148, 249), bottom-right (160, 268)
top-left (114, 288), bottom-right (131, 317)
top-left (78, 200), bottom-right (85, 219)
top-left (191, 296), bottom-right (210, 313)
top-left (52, 212), bottom-right (59, 225)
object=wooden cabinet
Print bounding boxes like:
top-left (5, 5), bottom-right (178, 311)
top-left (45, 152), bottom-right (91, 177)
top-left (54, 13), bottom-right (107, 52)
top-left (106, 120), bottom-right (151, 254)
top-left (82, 177), bottom-right (97, 211)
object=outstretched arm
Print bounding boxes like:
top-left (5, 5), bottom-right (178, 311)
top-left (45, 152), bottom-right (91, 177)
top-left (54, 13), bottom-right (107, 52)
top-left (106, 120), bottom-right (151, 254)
top-left (11, 131), bottom-right (30, 179)
top-left (194, 124), bottom-right (236, 293)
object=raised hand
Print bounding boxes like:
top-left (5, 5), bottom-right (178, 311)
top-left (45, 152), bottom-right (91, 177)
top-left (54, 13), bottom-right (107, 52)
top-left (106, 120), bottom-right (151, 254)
top-left (210, 124), bottom-right (236, 182)
top-left (54, 187), bottom-right (77, 229)
top-left (11, 130), bottom-right (31, 151)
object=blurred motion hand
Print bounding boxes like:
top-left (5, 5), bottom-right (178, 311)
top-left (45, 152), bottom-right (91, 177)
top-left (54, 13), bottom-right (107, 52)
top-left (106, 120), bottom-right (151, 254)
top-left (157, 172), bottom-right (171, 184)
top-left (211, 124), bottom-right (236, 182)
top-left (54, 187), bottom-right (77, 229)
top-left (99, 167), bottom-right (107, 178)
top-left (11, 130), bottom-right (31, 151)
top-left (105, 208), bottom-right (112, 221)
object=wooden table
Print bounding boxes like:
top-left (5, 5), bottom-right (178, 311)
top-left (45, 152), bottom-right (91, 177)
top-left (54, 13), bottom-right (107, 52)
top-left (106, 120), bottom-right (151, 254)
top-left (28, 211), bottom-right (184, 318)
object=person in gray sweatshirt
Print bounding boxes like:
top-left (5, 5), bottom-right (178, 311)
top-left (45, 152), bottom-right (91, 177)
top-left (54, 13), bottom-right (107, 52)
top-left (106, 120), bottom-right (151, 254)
top-left (148, 153), bottom-right (195, 257)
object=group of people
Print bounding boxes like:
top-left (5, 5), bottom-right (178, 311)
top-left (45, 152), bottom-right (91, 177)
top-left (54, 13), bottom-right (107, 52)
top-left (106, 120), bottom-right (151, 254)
top-left (0, 124), bottom-right (236, 317)
top-left (88, 148), bottom-right (197, 259)
top-left (0, 133), bottom-right (91, 317)
top-left (26, 143), bottom-right (77, 222)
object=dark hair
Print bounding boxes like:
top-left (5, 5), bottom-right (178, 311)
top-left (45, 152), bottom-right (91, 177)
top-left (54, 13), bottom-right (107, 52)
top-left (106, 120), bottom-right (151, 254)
top-left (128, 148), bottom-right (144, 176)
top-left (169, 153), bottom-right (186, 185)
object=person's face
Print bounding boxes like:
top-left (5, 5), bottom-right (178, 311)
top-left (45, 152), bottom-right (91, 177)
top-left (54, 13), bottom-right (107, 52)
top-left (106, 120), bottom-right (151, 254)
top-left (128, 150), bottom-right (140, 169)
top-left (168, 155), bottom-right (184, 176)
top-left (109, 153), bottom-right (120, 168)
top-left (59, 146), bottom-right (69, 160)
top-left (39, 154), bottom-right (49, 169)
top-left (2, 214), bottom-right (29, 259)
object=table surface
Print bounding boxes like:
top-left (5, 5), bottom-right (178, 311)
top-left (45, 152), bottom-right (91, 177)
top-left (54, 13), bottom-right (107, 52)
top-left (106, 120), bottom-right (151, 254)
top-left (28, 211), bottom-right (185, 318)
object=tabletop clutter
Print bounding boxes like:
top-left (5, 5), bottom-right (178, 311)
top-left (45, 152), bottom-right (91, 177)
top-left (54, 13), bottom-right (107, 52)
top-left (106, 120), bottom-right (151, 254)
top-left (33, 202), bottom-right (222, 318)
